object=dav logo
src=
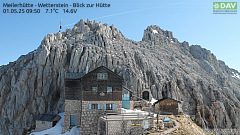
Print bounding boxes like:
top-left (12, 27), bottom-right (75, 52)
top-left (213, 2), bottom-right (237, 10)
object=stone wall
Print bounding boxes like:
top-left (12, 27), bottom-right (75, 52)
top-left (107, 120), bottom-right (132, 134)
top-left (98, 118), bottom-right (106, 135)
top-left (132, 100), bottom-right (152, 111)
top-left (98, 118), bottom-right (153, 135)
top-left (62, 100), bottom-right (82, 133)
top-left (130, 101), bottom-right (135, 110)
top-left (80, 101), bottom-right (122, 135)
top-left (35, 121), bottom-right (52, 132)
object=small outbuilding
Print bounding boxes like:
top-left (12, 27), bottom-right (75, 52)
top-left (35, 114), bottom-right (61, 132)
top-left (153, 98), bottom-right (182, 115)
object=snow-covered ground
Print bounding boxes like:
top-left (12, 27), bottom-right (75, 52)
top-left (121, 108), bottom-right (150, 116)
top-left (30, 113), bottom-right (80, 135)
top-left (150, 97), bottom-right (158, 105)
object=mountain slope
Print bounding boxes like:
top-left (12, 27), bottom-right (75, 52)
top-left (0, 19), bottom-right (240, 135)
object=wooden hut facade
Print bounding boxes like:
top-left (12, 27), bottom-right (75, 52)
top-left (154, 98), bottom-right (182, 115)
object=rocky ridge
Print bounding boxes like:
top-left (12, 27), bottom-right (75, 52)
top-left (0, 19), bottom-right (240, 135)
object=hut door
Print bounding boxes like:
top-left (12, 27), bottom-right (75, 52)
top-left (122, 89), bottom-right (130, 109)
top-left (142, 91), bottom-right (149, 101)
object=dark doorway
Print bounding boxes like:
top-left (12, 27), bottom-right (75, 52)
top-left (142, 91), bottom-right (149, 101)
top-left (52, 121), bottom-right (57, 127)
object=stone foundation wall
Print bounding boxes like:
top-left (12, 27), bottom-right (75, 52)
top-left (98, 118), bottom-right (106, 135)
top-left (107, 120), bottom-right (133, 134)
top-left (99, 118), bottom-right (153, 135)
top-left (35, 121), bottom-right (52, 132)
top-left (130, 101), bottom-right (134, 110)
top-left (80, 101), bottom-right (122, 135)
top-left (62, 100), bottom-right (82, 133)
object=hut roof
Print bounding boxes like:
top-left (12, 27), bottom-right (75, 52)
top-left (153, 97), bottom-right (181, 106)
top-left (35, 114), bottom-right (61, 122)
top-left (81, 66), bottom-right (123, 80)
top-left (65, 72), bottom-right (85, 79)
top-left (65, 66), bottom-right (123, 80)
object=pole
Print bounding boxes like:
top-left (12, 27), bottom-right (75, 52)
top-left (59, 19), bottom-right (62, 32)
top-left (106, 113), bottom-right (108, 135)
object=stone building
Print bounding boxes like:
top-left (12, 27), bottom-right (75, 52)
top-left (62, 66), bottom-right (133, 134)
top-left (153, 98), bottom-right (182, 115)
top-left (34, 114), bottom-right (61, 132)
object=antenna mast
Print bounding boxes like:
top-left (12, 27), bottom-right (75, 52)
top-left (59, 19), bottom-right (62, 32)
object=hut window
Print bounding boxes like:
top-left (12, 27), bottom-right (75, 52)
top-left (97, 73), bottom-right (108, 80)
top-left (167, 103), bottom-right (171, 105)
top-left (92, 104), bottom-right (98, 109)
top-left (92, 86), bottom-right (98, 93)
top-left (89, 104), bottom-right (101, 109)
top-left (70, 115), bottom-right (76, 126)
top-left (104, 104), bottom-right (115, 110)
top-left (107, 86), bottom-right (112, 93)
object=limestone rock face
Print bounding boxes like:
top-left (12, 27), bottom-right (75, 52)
top-left (0, 20), bottom-right (240, 135)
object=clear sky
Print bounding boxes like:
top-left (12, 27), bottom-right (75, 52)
top-left (0, 0), bottom-right (239, 72)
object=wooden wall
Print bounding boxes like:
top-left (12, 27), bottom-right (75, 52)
top-left (155, 99), bottom-right (179, 115)
top-left (65, 66), bottom-right (123, 101)
top-left (65, 79), bottom-right (81, 100)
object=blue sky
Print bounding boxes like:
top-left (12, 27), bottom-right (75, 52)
top-left (0, 0), bottom-right (239, 72)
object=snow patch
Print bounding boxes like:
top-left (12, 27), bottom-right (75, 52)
top-left (30, 112), bottom-right (80, 135)
top-left (232, 72), bottom-right (240, 79)
top-left (151, 97), bottom-right (157, 105)
top-left (152, 30), bottom-right (158, 34)
top-left (121, 108), bottom-right (149, 116)
top-left (150, 93), bottom-right (157, 105)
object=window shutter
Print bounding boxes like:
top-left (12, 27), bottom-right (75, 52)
top-left (89, 104), bottom-right (92, 109)
top-left (112, 104), bottom-right (115, 110)
top-left (103, 104), bottom-right (106, 110)
top-left (98, 104), bottom-right (101, 109)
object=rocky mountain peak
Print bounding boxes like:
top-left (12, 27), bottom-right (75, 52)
top-left (142, 25), bottom-right (178, 44)
top-left (73, 19), bottom-right (125, 39)
top-left (41, 19), bottom-right (125, 48)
